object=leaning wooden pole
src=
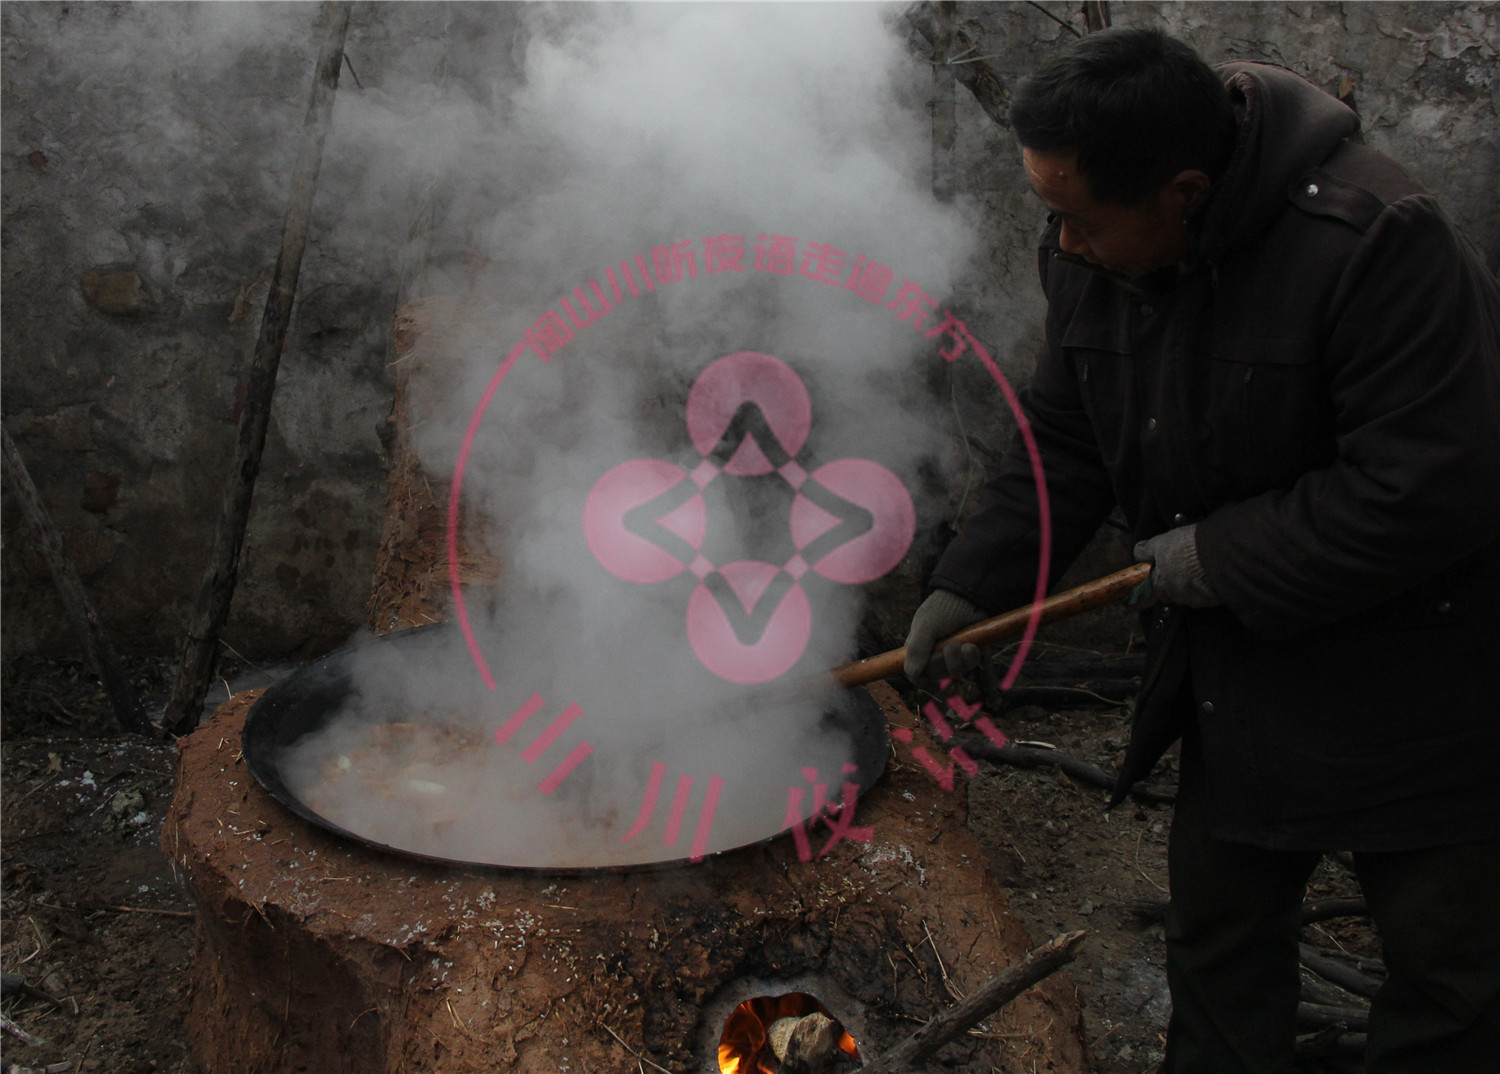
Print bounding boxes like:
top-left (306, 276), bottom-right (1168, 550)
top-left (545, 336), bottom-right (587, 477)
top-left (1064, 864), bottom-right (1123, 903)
top-left (164, 1), bottom-right (352, 737)
top-left (2, 425), bottom-right (149, 734)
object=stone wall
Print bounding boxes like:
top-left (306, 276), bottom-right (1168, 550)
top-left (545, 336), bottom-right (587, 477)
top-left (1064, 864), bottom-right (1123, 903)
top-left (3, 2), bottom-right (1495, 668)
top-left (1, 3), bottom-right (526, 664)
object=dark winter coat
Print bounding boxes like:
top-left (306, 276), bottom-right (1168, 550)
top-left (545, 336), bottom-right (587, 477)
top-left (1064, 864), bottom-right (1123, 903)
top-left (929, 62), bottom-right (1500, 851)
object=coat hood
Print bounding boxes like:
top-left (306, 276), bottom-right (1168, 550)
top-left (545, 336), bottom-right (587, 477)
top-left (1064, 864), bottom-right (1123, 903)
top-left (1196, 62), bottom-right (1360, 261)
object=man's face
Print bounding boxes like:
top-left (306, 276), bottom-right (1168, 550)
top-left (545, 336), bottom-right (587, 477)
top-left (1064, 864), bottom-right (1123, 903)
top-left (1022, 147), bottom-right (1192, 279)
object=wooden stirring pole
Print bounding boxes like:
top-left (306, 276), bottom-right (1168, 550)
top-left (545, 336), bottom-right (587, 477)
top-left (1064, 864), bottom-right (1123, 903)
top-left (831, 561), bottom-right (1152, 689)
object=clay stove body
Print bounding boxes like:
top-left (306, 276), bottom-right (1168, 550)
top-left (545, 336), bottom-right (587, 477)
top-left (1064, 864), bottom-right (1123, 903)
top-left (165, 682), bottom-right (1085, 1073)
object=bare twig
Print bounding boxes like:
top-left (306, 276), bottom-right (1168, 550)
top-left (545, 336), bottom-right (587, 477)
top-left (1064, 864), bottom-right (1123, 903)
top-left (35, 897), bottom-right (194, 920)
top-left (1024, 1), bottom-right (1083, 38)
top-left (924, 919), bottom-right (963, 1002)
top-left (598, 1022), bottom-right (673, 1074)
top-left (102, 905), bottom-right (196, 919)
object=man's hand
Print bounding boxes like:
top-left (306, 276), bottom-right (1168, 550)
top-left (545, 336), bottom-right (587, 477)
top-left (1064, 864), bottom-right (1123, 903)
top-left (903, 589), bottom-right (990, 683)
top-left (1133, 524), bottom-right (1220, 607)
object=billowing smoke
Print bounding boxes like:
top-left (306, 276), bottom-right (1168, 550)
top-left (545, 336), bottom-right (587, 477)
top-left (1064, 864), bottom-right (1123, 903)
top-left (280, 2), bottom-right (985, 867)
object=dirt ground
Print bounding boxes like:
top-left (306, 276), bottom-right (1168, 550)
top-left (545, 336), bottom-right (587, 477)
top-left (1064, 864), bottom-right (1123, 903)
top-left (1, 655), bottom-right (195, 1074)
top-left (1, 647), bottom-right (1374, 1074)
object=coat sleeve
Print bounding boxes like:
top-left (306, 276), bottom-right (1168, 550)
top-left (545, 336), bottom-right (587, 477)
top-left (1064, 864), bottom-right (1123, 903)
top-left (1196, 195), bottom-right (1500, 636)
top-left (928, 245), bottom-right (1120, 614)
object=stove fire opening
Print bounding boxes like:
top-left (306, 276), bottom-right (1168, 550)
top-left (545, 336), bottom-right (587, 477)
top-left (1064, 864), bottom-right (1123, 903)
top-left (717, 991), bottom-right (862, 1074)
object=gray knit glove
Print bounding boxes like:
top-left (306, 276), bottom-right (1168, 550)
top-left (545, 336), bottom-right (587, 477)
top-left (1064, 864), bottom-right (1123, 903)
top-left (1132, 524), bottom-right (1220, 608)
top-left (903, 589), bottom-right (990, 683)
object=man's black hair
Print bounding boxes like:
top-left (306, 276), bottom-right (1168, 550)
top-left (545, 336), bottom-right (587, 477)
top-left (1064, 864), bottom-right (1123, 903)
top-left (1011, 27), bottom-right (1237, 204)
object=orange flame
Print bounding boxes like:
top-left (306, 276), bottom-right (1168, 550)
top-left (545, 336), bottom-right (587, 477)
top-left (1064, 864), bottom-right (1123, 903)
top-left (717, 992), bottom-right (860, 1074)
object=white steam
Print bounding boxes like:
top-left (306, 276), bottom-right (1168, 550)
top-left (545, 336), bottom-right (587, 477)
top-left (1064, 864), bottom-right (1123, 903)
top-left (285, 2), bottom-right (982, 867)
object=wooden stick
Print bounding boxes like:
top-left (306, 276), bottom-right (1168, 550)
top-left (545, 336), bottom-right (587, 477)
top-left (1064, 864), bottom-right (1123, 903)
top-left (1297, 1001), bottom-right (1370, 1033)
top-left (1, 425), bottom-right (148, 733)
top-left (1, 1012), bottom-right (46, 1047)
top-left (831, 563), bottom-right (1150, 689)
top-left (859, 930), bottom-right (1087, 1073)
top-left (164, 2), bottom-right (352, 736)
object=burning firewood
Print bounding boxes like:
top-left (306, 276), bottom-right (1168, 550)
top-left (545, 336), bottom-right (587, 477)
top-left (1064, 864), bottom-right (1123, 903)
top-left (718, 993), bottom-right (861, 1074)
top-left (766, 1011), bottom-right (844, 1074)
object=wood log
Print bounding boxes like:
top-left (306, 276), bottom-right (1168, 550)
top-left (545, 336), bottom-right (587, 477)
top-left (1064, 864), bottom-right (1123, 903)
top-left (1, 424), bottom-right (148, 733)
top-left (1297, 1001), bottom-right (1370, 1033)
top-left (1299, 944), bottom-right (1383, 1000)
top-left (1299, 967), bottom-right (1360, 1010)
top-left (164, 1), bottom-right (352, 736)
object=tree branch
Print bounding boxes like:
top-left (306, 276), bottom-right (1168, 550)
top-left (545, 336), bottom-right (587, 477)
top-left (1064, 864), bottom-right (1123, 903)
top-left (860, 930), bottom-right (1087, 1073)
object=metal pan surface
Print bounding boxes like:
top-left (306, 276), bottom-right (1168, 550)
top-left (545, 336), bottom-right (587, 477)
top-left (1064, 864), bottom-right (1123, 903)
top-left (241, 624), bottom-right (888, 871)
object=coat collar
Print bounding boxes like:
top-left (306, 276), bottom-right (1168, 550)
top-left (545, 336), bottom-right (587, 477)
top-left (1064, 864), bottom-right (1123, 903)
top-left (1194, 62), bottom-right (1361, 264)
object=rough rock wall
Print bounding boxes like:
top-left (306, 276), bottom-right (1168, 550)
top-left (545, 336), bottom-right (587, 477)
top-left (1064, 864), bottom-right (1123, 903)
top-left (1143, 1), bottom-right (1498, 262)
top-left (1, 3), bottom-right (525, 663)
top-left (3, 2), bottom-right (1495, 667)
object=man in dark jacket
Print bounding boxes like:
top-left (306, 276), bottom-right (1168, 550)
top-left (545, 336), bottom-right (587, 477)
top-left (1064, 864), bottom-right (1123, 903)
top-left (903, 27), bottom-right (1500, 1074)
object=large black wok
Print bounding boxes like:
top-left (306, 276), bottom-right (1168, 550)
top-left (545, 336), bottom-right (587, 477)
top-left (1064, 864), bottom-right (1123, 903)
top-left (241, 623), bottom-right (889, 871)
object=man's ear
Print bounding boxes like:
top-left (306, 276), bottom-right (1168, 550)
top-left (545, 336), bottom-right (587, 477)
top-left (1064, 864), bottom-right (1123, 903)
top-left (1162, 169), bottom-right (1213, 217)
